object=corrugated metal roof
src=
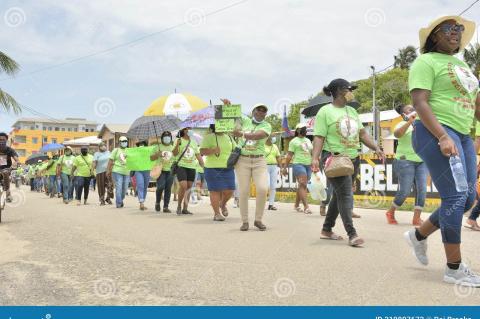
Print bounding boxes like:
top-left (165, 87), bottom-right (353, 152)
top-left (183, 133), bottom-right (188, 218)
top-left (12, 117), bottom-right (99, 126)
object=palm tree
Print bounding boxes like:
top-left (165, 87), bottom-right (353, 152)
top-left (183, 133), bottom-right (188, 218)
top-left (463, 43), bottom-right (480, 78)
top-left (0, 51), bottom-right (21, 114)
top-left (394, 45), bottom-right (418, 69)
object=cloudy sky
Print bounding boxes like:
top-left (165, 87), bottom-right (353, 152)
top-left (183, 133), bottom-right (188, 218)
top-left (0, 0), bottom-right (479, 132)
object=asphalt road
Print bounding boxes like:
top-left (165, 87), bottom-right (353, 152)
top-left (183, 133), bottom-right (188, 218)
top-left (1, 186), bottom-right (479, 305)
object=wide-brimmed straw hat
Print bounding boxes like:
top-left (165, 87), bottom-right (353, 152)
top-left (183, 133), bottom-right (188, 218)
top-left (419, 15), bottom-right (475, 53)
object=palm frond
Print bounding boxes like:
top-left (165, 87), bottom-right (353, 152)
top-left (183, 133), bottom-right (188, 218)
top-left (0, 88), bottom-right (22, 114)
top-left (0, 51), bottom-right (20, 76)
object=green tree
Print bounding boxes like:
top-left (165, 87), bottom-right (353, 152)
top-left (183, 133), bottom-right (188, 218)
top-left (0, 51), bottom-right (21, 113)
top-left (394, 45), bottom-right (418, 69)
top-left (355, 68), bottom-right (410, 113)
top-left (463, 43), bottom-right (480, 78)
top-left (264, 113), bottom-right (282, 134)
top-left (287, 100), bottom-right (308, 127)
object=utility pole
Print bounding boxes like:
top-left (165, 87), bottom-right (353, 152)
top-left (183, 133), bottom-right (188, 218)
top-left (370, 65), bottom-right (380, 145)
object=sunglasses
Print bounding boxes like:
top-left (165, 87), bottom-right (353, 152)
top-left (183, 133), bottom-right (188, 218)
top-left (434, 24), bottom-right (465, 35)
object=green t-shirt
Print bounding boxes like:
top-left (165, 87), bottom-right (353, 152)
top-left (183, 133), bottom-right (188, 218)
top-left (153, 143), bottom-right (175, 172)
top-left (313, 103), bottom-right (363, 159)
top-left (73, 154), bottom-right (94, 177)
top-left (476, 120), bottom-right (480, 137)
top-left (394, 121), bottom-right (422, 162)
top-left (38, 163), bottom-right (48, 175)
top-left (58, 154), bottom-right (75, 175)
top-left (238, 115), bottom-right (272, 156)
top-left (200, 133), bottom-right (236, 168)
top-left (110, 147), bottom-right (129, 176)
top-left (46, 159), bottom-right (58, 176)
top-left (176, 138), bottom-right (199, 169)
top-left (409, 52), bottom-right (479, 135)
top-left (265, 144), bottom-right (280, 165)
top-left (288, 137), bottom-right (313, 165)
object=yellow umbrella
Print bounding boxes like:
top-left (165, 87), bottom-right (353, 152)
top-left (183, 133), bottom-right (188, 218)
top-left (144, 93), bottom-right (209, 120)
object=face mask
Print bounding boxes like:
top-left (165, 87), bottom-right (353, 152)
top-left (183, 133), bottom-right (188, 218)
top-left (187, 130), bottom-right (194, 138)
top-left (65, 150), bottom-right (72, 156)
top-left (162, 136), bottom-right (172, 144)
top-left (344, 91), bottom-right (355, 103)
top-left (299, 128), bottom-right (307, 136)
top-left (81, 150), bottom-right (88, 156)
top-left (120, 141), bottom-right (128, 148)
top-left (271, 137), bottom-right (277, 144)
top-left (0, 141), bottom-right (6, 149)
top-left (252, 117), bottom-right (264, 124)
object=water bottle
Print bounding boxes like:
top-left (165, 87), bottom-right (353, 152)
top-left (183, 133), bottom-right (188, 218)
top-left (449, 156), bottom-right (468, 192)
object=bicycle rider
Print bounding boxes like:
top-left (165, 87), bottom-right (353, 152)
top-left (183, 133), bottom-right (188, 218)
top-left (0, 132), bottom-right (20, 203)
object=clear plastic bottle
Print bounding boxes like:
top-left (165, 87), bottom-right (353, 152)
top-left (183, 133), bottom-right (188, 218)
top-left (449, 156), bottom-right (468, 192)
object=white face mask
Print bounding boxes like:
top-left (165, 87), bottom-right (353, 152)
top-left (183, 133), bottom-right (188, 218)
top-left (271, 137), bottom-right (277, 144)
top-left (120, 141), bottom-right (128, 148)
top-left (162, 136), bottom-right (172, 144)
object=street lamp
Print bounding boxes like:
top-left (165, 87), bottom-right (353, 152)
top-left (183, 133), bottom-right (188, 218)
top-left (370, 66), bottom-right (380, 145)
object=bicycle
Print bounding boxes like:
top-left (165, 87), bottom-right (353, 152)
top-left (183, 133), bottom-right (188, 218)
top-left (0, 168), bottom-right (12, 223)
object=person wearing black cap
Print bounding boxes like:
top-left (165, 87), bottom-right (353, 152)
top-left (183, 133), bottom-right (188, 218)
top-left (312, 79), bottom-right (385, 247)
top-left (71, 146), bottom-right (94, 205)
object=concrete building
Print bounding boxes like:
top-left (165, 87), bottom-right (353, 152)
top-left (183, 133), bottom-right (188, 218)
top-left (9, 117), bottom-right (99, 162)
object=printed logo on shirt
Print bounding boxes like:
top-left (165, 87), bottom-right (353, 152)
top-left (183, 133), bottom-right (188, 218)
top-left (300, 142), bottom-right (311, 153)
top-left (0, 155), bottom-right (7, 166)
top-left (162, 151), bottom-right (172, 161)
top-left (184, 147), bottom-right (195, 160)
top-left (119, 152), bottom-right (127, 164)
top-left (454, 65), bottom-right (479, 94)
top-left (245, 139), bottom-right (257, 151)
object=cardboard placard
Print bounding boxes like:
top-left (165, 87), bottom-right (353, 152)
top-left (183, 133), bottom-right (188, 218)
top-left (214, 104), bottom-right (241, 132)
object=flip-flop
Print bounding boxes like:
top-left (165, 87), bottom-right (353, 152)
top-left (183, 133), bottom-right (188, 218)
top-left (464, 225), bottom-right (480, 231)
top-left (320, 233), bottom-right (343, 240)
top-left (294, 206), bottom-right (303, 213)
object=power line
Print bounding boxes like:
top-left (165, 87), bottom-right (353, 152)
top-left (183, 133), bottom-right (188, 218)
top-left (1, 0), bottom-right (248, 81)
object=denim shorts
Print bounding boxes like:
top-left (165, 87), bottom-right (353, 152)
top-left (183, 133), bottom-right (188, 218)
top-left (292, 164), bottom-right (312, 180)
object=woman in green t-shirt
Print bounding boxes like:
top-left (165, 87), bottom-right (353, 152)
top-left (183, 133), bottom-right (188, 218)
top-left (311, 78), bottom-right (384, 247)
top-left (385, 104), bottom-right (427, 226)
top-left (283, 123), bottom-right (313, 214)
top-left (150, 131), bottom-right (175, 213)
top-left (264, 135), bottom-right (281, 211)
top-left (200, 124), bottom-right (237, 221)
top-left (404, 16), bottom-right (480, 287)
top-left (71, 146), bottom-right (94, 206)
top-left (232, 103), bottom-right (272, 231)
top-left (172, 127), bottom-right (204, 215)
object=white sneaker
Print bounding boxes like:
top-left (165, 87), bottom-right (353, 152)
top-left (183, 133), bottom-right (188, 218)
top-left (403, 229), bottom-right (428, 266)
top-left (444, 263), bottom-right (480, 287)
top-left (233, 199), bottom-right (239, 208)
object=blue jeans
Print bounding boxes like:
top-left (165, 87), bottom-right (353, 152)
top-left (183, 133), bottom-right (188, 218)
top-left (156, 171), bottom-right (174, 208)
top-left (74, 176), bottom-right (91, 200)
top-left (292, 164), bottom-right (312, 180)
top-left (112, 172), bottom-right (129, 206)
top-left (61, 173), bottom-right (74, 201)
top-left (267, 165), bottom-right (278, 205)
top-left (48, 175), bottom-right (57, 194)
top-left (412, 121), bottom-right (477, 244)
top-left (392, 159), bottom-right (428, 209)
top-left (134, 170), bottom-right (151, 203)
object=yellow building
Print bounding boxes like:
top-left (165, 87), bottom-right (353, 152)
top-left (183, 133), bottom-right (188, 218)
top-left (9, 117), bottom-right (99, 163)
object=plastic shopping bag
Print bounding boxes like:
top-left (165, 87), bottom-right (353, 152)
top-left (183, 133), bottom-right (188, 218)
top-left (307, 171), bottom-right (327, 201)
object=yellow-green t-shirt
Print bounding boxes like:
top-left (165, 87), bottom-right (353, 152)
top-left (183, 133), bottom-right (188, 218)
top-left (58, 154), bottom-right (75, 175)
top-left (176, 138), bottom-right (199, 170)
top-left (394, 121), bottom-right (422, 163)
top-left (110, 148), bottom-right (129, 176)
top-left (200, 133), bottom-right (236, 168)
top-left (288, 137), bottom-right (313, 165)
top-left (313, 103), bottom-right (363, 159)
top-left (265, 144), bottom-right (280, 165)
top-left (153, 143), bottom-right (175, 172)
top-left (408, 52), bottom-right (479, 135)
top-left (46, 159), bottom-right (58, 176)
top-left (238, 115), bottom-right (272, 156)
top-left (73, 154), bottom-right (94, 177)
top-left (476, 120), bottom-right (480, 137)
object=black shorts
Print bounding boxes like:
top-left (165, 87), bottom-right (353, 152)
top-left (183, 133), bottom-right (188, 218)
top-left (176, 167), bottom-right (196, 182)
